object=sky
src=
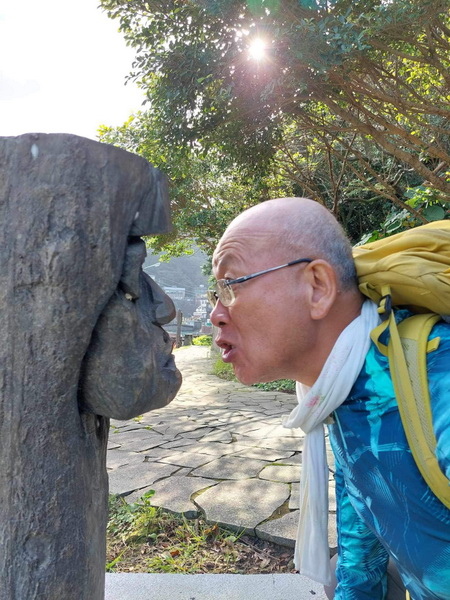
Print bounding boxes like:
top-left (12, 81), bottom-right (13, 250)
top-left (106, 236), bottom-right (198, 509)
top-left (0, 0), bottom-right (144, 140)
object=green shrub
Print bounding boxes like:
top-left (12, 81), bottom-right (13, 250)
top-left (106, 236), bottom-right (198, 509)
top-left (192, 335), bottom-right (212, 346)
top-left (212, 358), bottom-right (295, 393)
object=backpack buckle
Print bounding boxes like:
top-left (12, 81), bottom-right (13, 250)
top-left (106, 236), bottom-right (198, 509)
top-left (378, 294), bottom-right (392, 321)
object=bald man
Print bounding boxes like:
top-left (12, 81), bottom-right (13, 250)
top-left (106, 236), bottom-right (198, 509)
top-left (208, 198), bottom-right (450, 600)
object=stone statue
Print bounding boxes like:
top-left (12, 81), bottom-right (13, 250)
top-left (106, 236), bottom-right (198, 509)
top-left (0, 133), bottom-right (182, 600)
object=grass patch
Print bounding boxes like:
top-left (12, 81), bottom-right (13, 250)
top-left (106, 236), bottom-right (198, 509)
top-left (212, 357), bottom-right (295, 393)
top-left (212, 357), bottom-right (237, 381)
top-left (107, 491), bottom-right (160, 549)
top-left (253, 380), bottom-right (295, 394)
top-left (106, 492), bottom-right (295, 574)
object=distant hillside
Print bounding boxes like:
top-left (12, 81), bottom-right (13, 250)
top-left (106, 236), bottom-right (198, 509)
top-left (143, 247), bottom-right (210, 318)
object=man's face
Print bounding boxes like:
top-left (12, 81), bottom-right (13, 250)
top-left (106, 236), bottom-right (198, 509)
top-left (210, 229), bottom-right (314, 386)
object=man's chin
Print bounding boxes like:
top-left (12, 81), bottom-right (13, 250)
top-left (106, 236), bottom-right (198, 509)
top-left (233, 366), bottom-right (259, 387)
top-left (235, 367), bottom-right (284, 388)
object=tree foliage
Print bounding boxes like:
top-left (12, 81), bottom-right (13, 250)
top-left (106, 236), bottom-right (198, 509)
top-left (100, 0), bottom-right (450, 249)
top-left (99, 114), bottom-right (293, 254)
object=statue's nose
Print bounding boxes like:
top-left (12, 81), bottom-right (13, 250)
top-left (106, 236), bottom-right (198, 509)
top-left (147, 275), bottom-right (176, 325)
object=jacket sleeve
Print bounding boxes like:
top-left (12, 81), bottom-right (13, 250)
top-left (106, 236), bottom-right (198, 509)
top-left (333, 458), bottom-right (389, 600)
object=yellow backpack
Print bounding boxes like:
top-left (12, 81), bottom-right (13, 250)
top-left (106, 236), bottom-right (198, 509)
top-left (353, 220), bottom-right (450, 509)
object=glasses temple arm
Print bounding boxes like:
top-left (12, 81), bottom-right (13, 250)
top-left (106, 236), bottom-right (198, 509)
top-left (229, 258), bottom-right (312, 285)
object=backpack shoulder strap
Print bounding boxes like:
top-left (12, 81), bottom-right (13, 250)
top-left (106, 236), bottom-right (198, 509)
top-left (386, 312), bottom-right (450, 508)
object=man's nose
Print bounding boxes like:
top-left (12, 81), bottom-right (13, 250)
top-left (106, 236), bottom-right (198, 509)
top-left (210, 300), bottom-right (229, 328)
top-left (147, 276), bottom-right (176, 325)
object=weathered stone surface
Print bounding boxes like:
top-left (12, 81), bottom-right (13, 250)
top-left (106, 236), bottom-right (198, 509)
top-left (158, 422), bottom-right (210, 436)
top-left (329, 480), bottom-right (337, 513)
top-left (272, 453), bottom-right (302, 465)
top-left (158, 451), bottom-right (216, 469)
top-left (228, 447), bottom-right (294, 462)
top-left (223, 422), bottom-right (267, 436)
top-left (243, 424), bottom-right (302, 439)
top-left (105, 572), bottom-right (328, 600)
top-left (256, 511), bottom-right (299, 548)
top-left (189, 442), bottom-right (244, 456)
top-left (289, 483), bottom-right (301, 510)
top-left (150, 475), bottom-right (218, 517)
top-left (257, 509), bottom-right (337, 552)
top-left (107, 451), bottom-right (148, 471)
top-left (119, 238), bottom-right (147, 299)
top-left (199, 430), bottom-right (233, 442)
top-left (141, 448), bottom-right (178, 461)
top-left (288, 479), bottom-right (336, 512)
top-left (79, 270), bottom-right (181, 419)
top-left (195, 479), bottom-right (290, 532)
top-left (115, 437), bottom-right (167, 453)
top-left (0, 133), bottom-right (181, 600)
top-left (178, 427), bottom-right (215, 440)
top-left (160, 438), bottom-right (201, 449)
top-left (108, 442), bottom-right (121, 451)
top-left (128, 166), bottom-right (171, 237)
top-left (259, 465), bottom-right (300, 483)
top-left (109, 462), bottom-right (181, 496)
top-left (110, 430), bottom-right (165, 446)
top-left (328, 512), bottom-right (338, 553)
top-left (192, 456), bottom-right (269, 480)
top-left (234, 435), bottom-right (303, 451)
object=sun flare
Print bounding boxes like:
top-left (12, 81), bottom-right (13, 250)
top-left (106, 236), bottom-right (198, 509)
top-left (248, 38), bottom-right (267, 60)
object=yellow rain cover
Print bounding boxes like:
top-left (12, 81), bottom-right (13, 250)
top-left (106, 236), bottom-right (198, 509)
top-left (353, 220), bottom-right (450, 315)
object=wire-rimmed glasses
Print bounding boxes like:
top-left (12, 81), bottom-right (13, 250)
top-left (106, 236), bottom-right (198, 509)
top-left (207, 258), bottom-right (313, 308)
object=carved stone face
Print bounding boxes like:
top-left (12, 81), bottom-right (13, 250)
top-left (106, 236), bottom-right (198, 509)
top-left (78, 234), bottom-right (182, 420)
top-left (72, 147), bottom-right (183, 421)
top-left (79, 266), bottom-right (182, 420)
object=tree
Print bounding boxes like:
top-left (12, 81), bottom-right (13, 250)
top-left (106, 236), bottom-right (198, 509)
top-left (99, 113), bottom-right (293, 254)
top-left (100, 0), bottom-right (450, 244)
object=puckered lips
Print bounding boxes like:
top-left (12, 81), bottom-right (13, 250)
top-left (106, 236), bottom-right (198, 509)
top-left (215, 337), bottom-right (236, 363)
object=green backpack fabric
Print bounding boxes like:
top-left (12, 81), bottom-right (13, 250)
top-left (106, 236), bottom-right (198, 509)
top-left (352, 220), bottom-right (450, 508)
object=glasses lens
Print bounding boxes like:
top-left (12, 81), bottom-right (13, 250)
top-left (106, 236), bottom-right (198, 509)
top-left (207, 290), bottom-right (218, 308)
top-left (216, 280), bottom-right (235, 307)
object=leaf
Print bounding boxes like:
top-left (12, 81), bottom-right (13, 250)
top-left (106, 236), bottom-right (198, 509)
top-left (423, 205), bottom-right (445, 221)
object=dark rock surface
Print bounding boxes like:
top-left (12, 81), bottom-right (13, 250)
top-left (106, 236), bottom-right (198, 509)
top-left (0, 133), bottom-right (181, 600)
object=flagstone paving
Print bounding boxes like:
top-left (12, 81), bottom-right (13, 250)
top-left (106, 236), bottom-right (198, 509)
top-left (107, 345), bottom-right (337, 553)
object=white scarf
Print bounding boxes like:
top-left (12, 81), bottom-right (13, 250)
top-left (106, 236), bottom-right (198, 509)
top-left (283, 299), bottom-right (380, 585)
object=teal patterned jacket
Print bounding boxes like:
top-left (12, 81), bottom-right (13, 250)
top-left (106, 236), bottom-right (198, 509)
top-left (328, 313), bottom-right (450, 600)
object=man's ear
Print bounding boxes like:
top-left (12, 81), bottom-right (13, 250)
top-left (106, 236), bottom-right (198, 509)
top-left (304, 260), bottom-right (338, 320)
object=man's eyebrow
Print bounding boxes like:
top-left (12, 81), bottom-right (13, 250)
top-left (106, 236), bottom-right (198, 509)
top-left (213, 252), bottom-right (233, 272)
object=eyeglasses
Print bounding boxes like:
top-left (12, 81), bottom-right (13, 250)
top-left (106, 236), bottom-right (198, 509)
top-left (207, 258), bottom-right (312, 308)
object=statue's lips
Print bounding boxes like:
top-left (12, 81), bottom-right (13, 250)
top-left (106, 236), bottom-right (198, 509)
top-left (162, 352), bottom-right (178, 373)
top-left (161, 351), bottom-right (182, 395)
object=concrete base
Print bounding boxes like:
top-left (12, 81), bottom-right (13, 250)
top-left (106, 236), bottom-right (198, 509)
top-left (105, 573), bottom-right (327, 600)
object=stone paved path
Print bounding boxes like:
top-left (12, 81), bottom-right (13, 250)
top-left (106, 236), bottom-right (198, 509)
top-left (107, 345), bottom-right (337, 552)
